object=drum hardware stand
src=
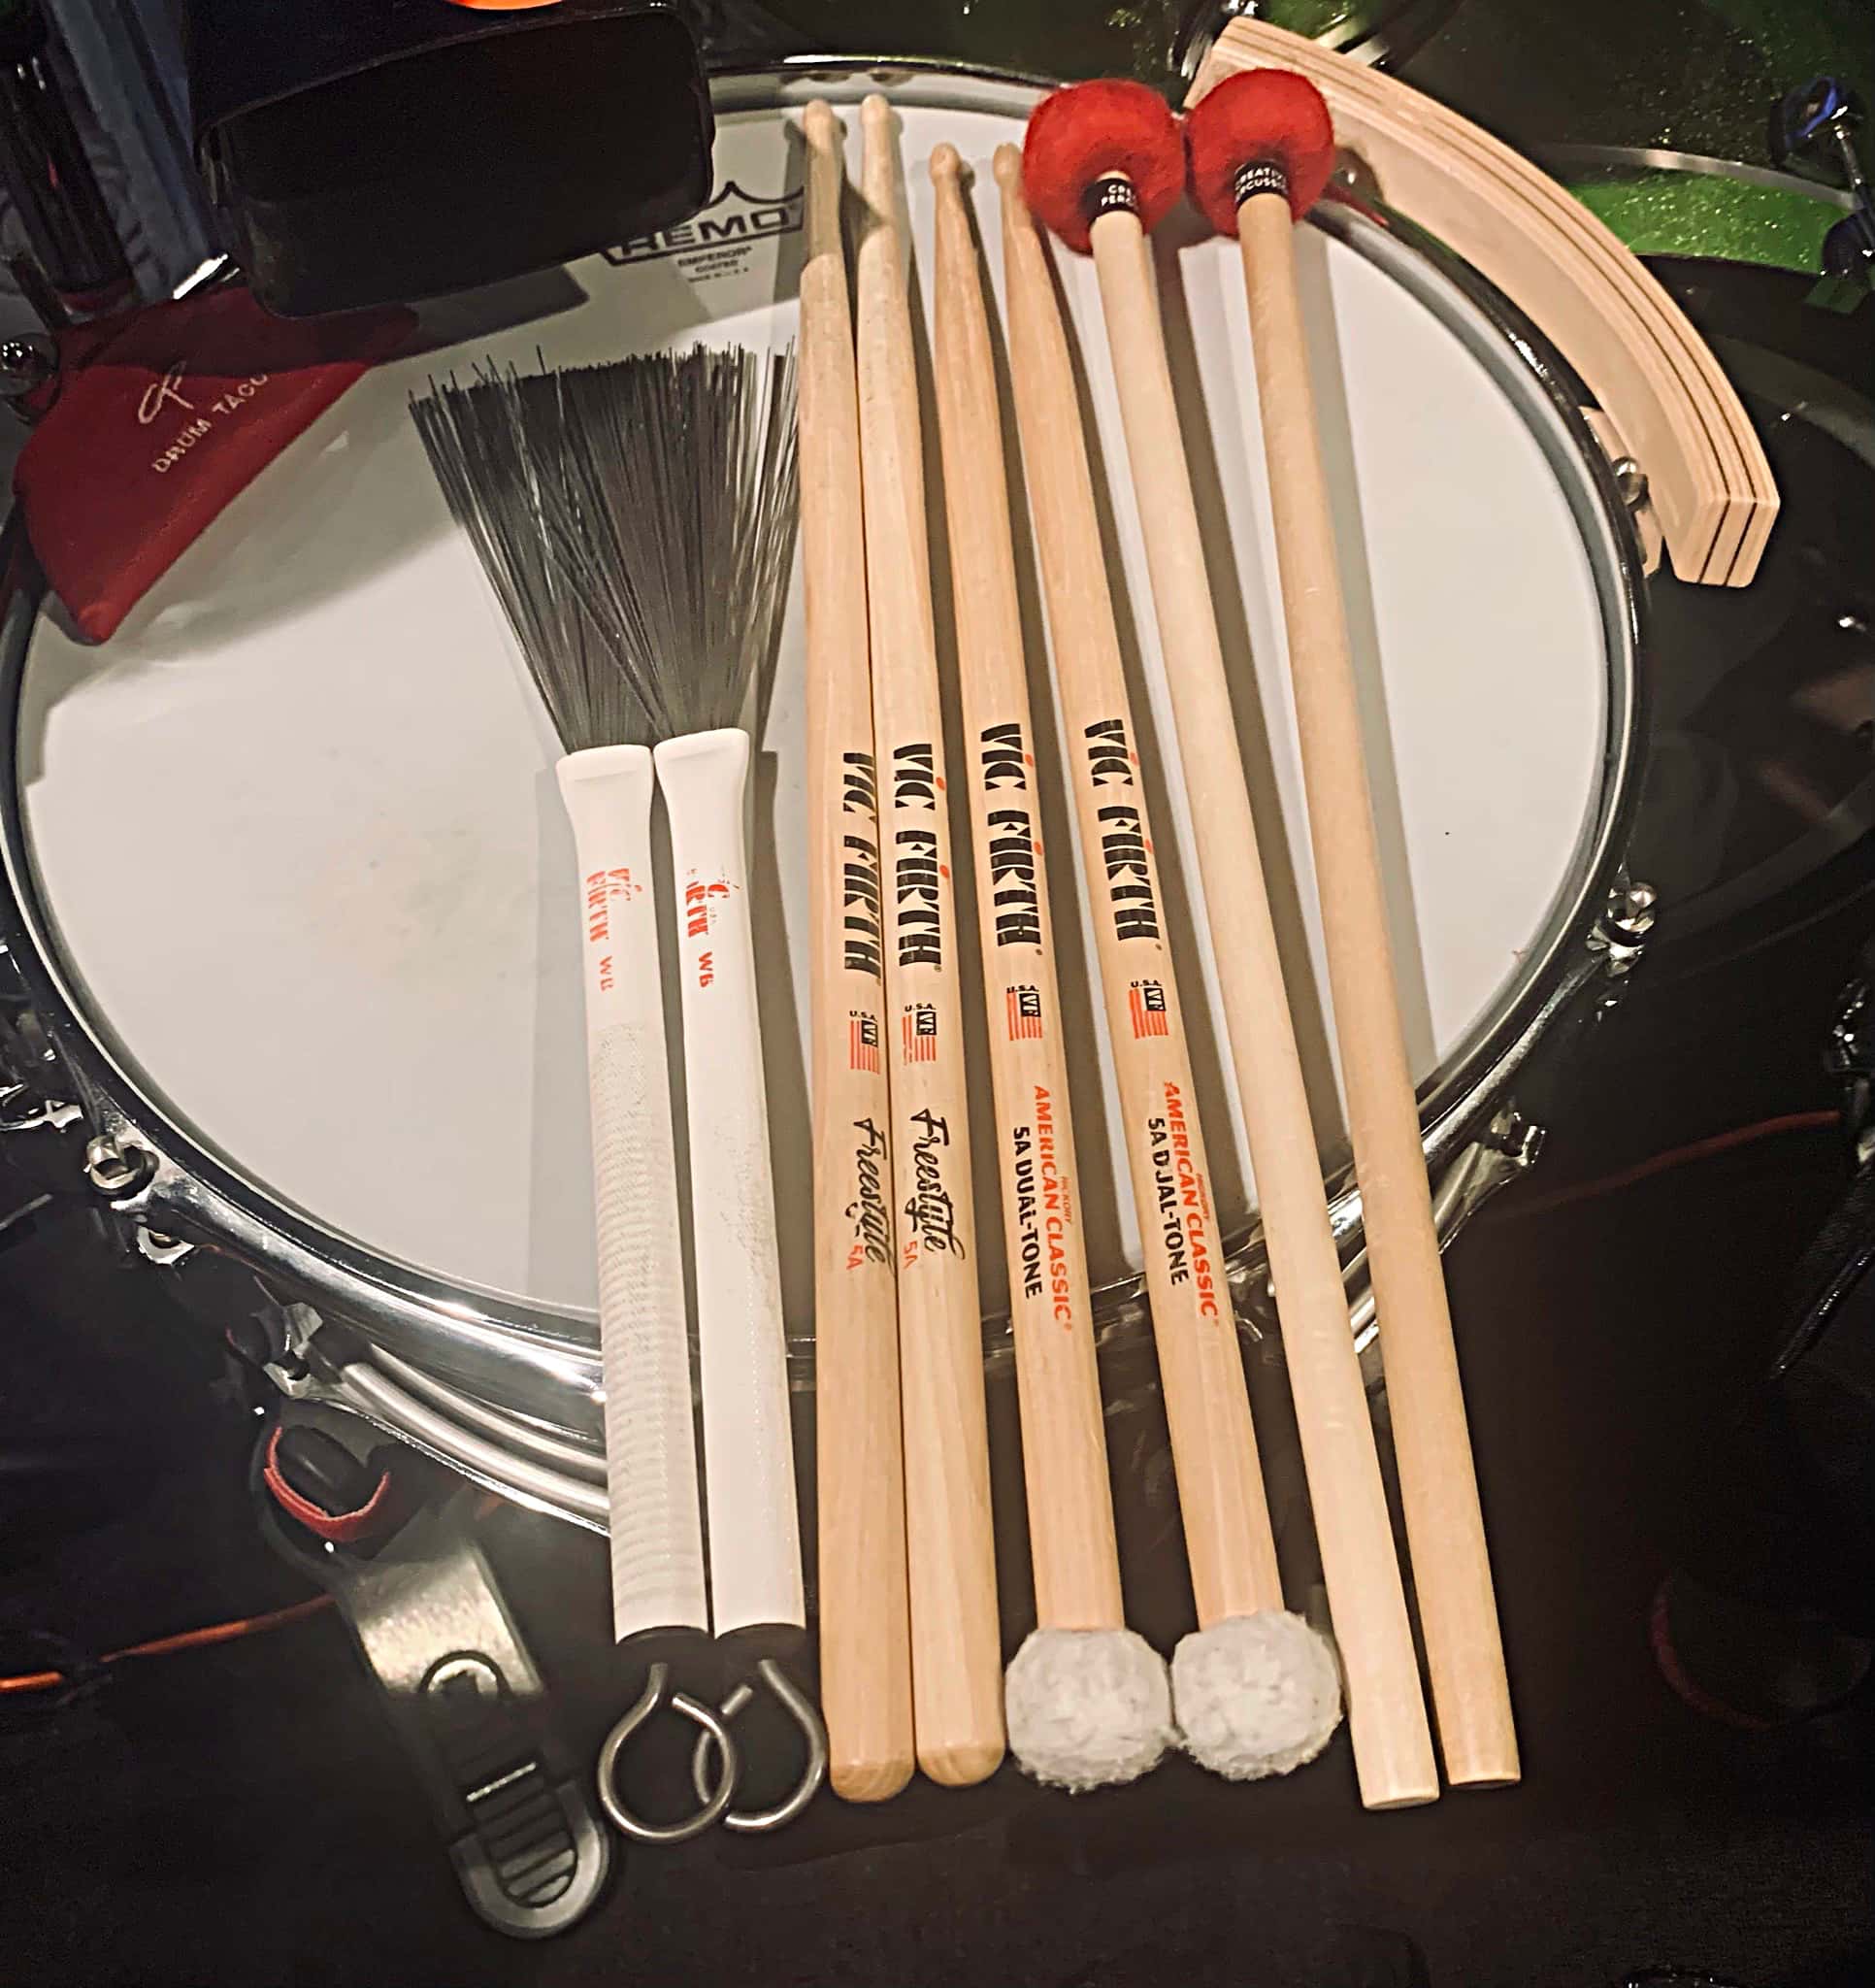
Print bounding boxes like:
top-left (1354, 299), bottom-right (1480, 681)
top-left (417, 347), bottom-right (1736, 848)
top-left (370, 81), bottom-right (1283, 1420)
top-left (254, 1404), bottom-right (615, 1939)
top-left (1771, 76), bottom-right (1875, 301)
top-left (0, 987), bottom-right (88, 1207)
top-left (0, 1078), bottom-right (79, 1135)
top-left (1826, 968), bottom-right (1875, 1170)
top-left (0, 975), bottom-right (69, 1100)
top-left (243, 1304), bottom-right (612, 1534)
top-left (1171, 0), bottom-right (1462, 92)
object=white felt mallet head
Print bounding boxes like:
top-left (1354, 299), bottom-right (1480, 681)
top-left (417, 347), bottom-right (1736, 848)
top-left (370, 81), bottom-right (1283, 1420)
top-left (1005, 1627), bottom-right (1175, 1792)
top-left (1172, 1610), bottom-right (1343, 1780)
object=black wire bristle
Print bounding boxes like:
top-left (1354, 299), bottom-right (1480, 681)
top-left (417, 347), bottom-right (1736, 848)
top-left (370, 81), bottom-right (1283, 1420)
top-left (410, 347), bottom-right (800, 754)
top-left (411, 362), bottom-right (652, 754)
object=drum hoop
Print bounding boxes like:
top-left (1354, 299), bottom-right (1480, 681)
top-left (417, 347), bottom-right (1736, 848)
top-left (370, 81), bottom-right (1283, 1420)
top-left (0, 59), bottom-right (1648, 1439)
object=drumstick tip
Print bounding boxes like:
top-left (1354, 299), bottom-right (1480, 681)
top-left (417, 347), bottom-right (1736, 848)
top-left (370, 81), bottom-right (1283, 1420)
top-left (803, 98), bottom-right (838, 147)
top-left (992, 144), bottom-right (1023, 193)
top-left (929, 142), bottom-right (963, 186)
top-left (861, 92), bottom-right (892, 131)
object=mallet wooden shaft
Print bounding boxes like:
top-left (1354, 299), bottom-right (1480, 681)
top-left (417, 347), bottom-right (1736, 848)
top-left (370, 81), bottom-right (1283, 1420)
top-left (1084, 197), bottom-right (1435, 1807)
top-left (800, 100), bottom-right (915, 1803)
top-left (855, 94), bottom-right (1004, 1787)
top-left (930, 143), bottom-right (1123, 1635)
top-left (996, 145), bottom-right (1281, 1630)
top-left (1234, 187), bottom-right (1518, 1786)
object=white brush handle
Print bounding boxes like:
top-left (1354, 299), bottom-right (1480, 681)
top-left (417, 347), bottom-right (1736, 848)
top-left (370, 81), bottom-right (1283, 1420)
top-left (654, 726), bottom-right (806, 1639)
top-left (556, 744), bottom-right (708, 1644)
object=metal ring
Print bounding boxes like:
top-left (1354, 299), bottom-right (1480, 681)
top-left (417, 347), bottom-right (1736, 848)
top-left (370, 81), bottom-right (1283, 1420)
top-left (687, 1656), bottom-right (829, 1834)
top-left (596, 1663), bottom-right (740, 1845)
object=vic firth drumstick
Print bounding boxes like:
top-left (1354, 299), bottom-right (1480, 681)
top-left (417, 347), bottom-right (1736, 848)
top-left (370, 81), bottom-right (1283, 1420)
top-left (929, 142), bottom-right (1170, 1790)
top-left (854, 94), bottom-right (1003, 1787)
top-left (801, 99), bottom-right (914, 1804)
top-left (994, 140), bottom-right (1278, 1630)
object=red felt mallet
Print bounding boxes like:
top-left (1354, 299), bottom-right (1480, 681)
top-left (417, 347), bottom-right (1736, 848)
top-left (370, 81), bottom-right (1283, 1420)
top-left (998, 133), bottom-right (1340, 1792)
top-left (1021, 82), bottom-right (1436, 1808)
top-left (1186, 66), bottom-right (1520, 1792)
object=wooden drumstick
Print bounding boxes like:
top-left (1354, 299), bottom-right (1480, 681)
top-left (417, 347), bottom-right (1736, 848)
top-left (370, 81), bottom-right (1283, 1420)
top-left (996, 145), bottom-right (1340, 1782)
top-left (1186, 69), bottom-right (1519, 1787)
top-left (854, 93), bottom-right (1003, 1788)
top-left (929, 143), bottom-right (1170, 1791)
top-left (800, 99), bottom-right (914, 1804)
top-left (1020, 80), bottom-right (1435, 1809)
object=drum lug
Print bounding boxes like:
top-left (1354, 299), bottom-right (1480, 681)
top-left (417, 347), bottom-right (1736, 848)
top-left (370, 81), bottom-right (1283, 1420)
top-left (77, 1137), bottom-right (197, 1264)
top-left (1592, 875), bottom-right (1658, 978)
top-left (1348, 1124), bottom-right (1543, 1368)
top-left (82, 1132), bottom-right (157, 1200)
top-left (81, 1131), bottom-right (200, 1275)
top-left (257, 1299), bottom-right (327, 1399)
top-left (135, 1226), bottom-right (195, 1268)
top-left (1480, 1105), bottom-right (1546, 1173)
top-left (1579, 407), bottom-right (1662, 573)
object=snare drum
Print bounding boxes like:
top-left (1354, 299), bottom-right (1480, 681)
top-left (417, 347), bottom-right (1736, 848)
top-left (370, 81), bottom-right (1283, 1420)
top-left (0, 62), bottom-right (1646, 1530)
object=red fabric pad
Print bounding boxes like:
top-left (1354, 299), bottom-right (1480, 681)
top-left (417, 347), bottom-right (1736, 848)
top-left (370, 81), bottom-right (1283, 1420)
top-left (15, 287), bottom-right (413, 642)
top-left (1186, 69), bottom-right (1337, 235)
top-left (1022, 79), bottom-right (1186, 254)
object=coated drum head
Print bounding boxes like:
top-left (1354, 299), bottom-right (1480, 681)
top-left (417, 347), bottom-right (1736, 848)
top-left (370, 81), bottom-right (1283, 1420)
top-left (13, 73), bottom-right (1620, 1342)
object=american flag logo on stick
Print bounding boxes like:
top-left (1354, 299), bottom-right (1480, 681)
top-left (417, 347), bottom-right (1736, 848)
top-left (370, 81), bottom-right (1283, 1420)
top-left (902, 1003), bottom-right (938, 1063)
top-left (1129, 979), bottom-right (1168, 1039)
top-left (1005, 984), bottom-right (1043, 1042)
top-left (849, 1011), bottom-right (880, 1074)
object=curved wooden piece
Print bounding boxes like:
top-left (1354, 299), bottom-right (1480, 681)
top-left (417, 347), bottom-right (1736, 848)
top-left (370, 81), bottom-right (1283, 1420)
top-left (1188, 17), bottom-right (1777, 586)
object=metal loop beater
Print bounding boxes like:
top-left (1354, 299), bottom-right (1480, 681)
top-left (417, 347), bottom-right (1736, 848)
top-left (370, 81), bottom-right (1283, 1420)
top-left (595, 1663), bottom-right (740, 1846)
top-left (687, 1657), bottom-right (829, 1834)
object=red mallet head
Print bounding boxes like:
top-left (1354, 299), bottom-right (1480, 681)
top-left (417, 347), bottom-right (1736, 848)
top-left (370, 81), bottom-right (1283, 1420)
top-left (1021, 80), bottom-right (1186, 255)
top-left (1186, 70), bottom-right (1336, 235)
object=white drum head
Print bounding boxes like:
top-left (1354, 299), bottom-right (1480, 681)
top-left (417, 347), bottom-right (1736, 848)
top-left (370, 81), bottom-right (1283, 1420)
top-left (16, 75), bottom-right (1612, 1333)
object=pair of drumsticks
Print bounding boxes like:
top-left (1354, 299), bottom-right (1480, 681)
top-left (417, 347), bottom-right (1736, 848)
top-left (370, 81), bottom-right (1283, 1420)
top-left (804, 97), bottom-right (1002, 1797)
top-left (808, 75), bottom-right (1518, 1807)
